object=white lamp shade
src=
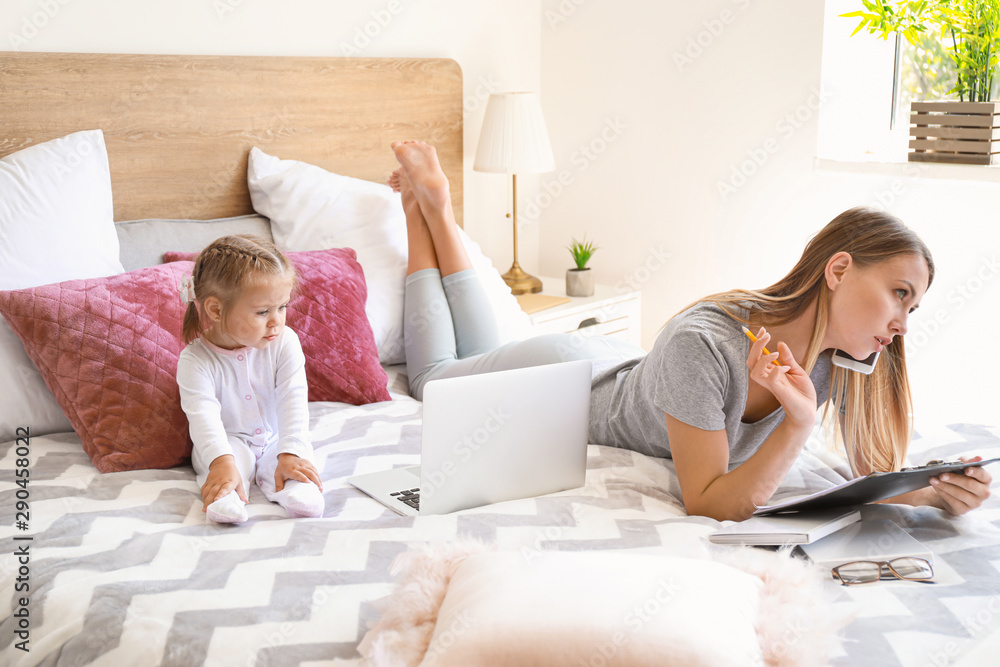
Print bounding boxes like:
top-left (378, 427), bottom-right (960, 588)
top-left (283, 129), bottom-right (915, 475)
top-left (473, 92), bottom-right (556, 174)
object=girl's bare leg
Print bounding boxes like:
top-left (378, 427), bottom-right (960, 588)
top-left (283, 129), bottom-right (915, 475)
top-left (391, 140), bottom-right (472, 277)
top-left (389, 168), bottom-right (438, 276)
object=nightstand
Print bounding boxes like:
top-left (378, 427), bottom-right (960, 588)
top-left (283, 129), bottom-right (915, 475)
top-left (519, 276), bottom-right (642, 347)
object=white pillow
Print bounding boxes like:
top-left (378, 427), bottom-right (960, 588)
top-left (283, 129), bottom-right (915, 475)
top-left (246, 147), bottom-right (531, 365)
top-left (0, 130), bottom-right (124, 441)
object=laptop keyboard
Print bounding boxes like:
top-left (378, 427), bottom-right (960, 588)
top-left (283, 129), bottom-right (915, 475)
top-left (390, 487), bottom-right (420, 510)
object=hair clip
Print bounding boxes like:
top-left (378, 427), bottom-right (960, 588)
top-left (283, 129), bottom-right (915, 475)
top-left (179, 275), bottom-right (196, 305)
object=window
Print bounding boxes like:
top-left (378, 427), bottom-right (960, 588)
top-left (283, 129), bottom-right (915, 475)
top-left (818, 0), bottom-right (909, 162)
top-left (819, 0), bottom-right (1000, 166)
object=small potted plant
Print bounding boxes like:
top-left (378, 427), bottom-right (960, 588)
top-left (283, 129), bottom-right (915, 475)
top-left (843, 0), bottom-right (1000, 164)
top-left (566, 235), bottom-right (598, 297)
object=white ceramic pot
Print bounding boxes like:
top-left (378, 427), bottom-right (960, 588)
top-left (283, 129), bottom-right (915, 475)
top-left (565, 268), bottom-right (594, 297)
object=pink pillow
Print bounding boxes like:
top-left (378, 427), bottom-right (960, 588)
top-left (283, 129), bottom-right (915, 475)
top-left (0, 249), bottom-right (388, 473)
top-left (360, 541), bottom-right (848, 667)
top-left (0, 262), bottom-right (192, 472)
top-left (163, 248), bottom-right (390, 406)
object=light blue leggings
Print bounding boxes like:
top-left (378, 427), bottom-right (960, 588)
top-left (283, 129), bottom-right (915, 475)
top-left (404, 268), bottom-right (644, 400)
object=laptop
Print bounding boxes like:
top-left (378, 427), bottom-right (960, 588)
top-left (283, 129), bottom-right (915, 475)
top-left (348, 359), bottom-right (592, 516)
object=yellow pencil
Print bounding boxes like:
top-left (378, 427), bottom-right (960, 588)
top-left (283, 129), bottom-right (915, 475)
top-left (741, 326), bottom-right (782, 367)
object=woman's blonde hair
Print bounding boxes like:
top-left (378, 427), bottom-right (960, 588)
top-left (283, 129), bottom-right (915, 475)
top-left (182, 234), bottom-right (297, 345)
top-left (678, 207), bottom-right (934, 475)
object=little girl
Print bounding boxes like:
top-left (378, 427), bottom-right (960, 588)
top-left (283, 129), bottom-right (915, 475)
top-left (176, 234), bottom-right (324, 524)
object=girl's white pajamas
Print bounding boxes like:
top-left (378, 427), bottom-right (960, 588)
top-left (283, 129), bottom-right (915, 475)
top-left (176, 327), bottom-right (323, 521)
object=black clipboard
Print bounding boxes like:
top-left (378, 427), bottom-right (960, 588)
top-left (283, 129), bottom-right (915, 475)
top-left (753, 457), bottom-right (1000, 516)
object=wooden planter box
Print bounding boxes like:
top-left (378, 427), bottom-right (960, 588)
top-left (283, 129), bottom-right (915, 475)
top-left (909, 101), bottom-right (1000, 165)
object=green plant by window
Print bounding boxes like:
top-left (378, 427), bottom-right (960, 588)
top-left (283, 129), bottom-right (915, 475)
top-left (567, 236), bottom-right (598, 270)
top-left (844, 0), bottom-right (1000, 102)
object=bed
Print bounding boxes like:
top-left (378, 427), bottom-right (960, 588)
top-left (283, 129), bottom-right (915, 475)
top-left (2, 52), bottom-right (1000, 667)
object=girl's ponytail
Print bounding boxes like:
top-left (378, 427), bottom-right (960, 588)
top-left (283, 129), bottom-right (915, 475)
top-left (182, 302), bottom-right (203, 346)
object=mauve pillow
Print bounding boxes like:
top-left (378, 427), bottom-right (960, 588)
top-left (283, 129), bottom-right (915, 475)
top-left (163, 247), bottom-right (390, 406)
top-left (0, 249), bottom-right (389, 473)
top-left (0, 262), bottom-right (192, 472)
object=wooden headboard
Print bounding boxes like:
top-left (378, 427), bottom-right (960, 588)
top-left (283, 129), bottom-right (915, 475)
top-left (0, 52), bottom-right (463, 225)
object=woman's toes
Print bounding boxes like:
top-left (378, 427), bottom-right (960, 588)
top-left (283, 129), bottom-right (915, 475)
top-left (387, 169), bottom-right (403, 192)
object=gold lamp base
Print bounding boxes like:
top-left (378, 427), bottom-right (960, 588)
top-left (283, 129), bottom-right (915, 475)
top-left (502, 264), bottom-right (542, 295)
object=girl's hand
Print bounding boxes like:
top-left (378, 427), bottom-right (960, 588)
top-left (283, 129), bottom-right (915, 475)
top-left (201, 454), bottom-right (247, 511)
top-left (274, 453), bottom-right (323, 492)
top-left (929, 456), bottom-right (992, 515)
top-left (746, 328), bottom-right (817, 429)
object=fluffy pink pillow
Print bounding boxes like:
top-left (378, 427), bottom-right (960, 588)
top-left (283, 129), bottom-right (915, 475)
top-left (0, 249), bottom-right (389, 473)
top-left (163, 248), bottom-right (390, 406)
top-left (360, 541), bottom-right (848, 667)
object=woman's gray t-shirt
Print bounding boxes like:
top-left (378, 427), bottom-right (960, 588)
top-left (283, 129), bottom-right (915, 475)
top-left (589, 302), bottom-right (831, 468)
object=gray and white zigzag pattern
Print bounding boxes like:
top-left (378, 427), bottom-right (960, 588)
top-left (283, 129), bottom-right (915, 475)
top-left (1, 369), bottom-right (998, 666)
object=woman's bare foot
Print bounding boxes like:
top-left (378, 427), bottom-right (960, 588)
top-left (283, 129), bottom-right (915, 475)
top-left (391, 140), bottom-right (470, 276)
top-left (394, 168), bottom-right (438, 274)
top-left (392, 169), bottom-right (421, 218)
top-left (390, 140), bottom-right (451, 213)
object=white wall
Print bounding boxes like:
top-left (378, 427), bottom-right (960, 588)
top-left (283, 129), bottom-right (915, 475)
top-left (540, 0), bottom-right (999, 427)
top-left (5, 0), bottom-right (996, 426)
top-left (1, 0), bottom-right (543, 274)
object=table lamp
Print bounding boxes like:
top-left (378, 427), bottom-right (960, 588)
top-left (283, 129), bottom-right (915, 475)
top-left (473, 92), bottom-right (555, 294)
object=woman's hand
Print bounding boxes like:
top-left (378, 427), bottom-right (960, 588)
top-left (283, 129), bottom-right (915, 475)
top-left (201, 454), bottom-right (247, 511)
top-left (274, 453), bottom-right (323, 492)
top-left (746, 327), bottom-right (817, 429)
top-left (929, 456), bottom-right (992, 515)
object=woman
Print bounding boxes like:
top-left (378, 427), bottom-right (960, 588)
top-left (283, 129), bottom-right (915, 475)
top-left (388, 140), bottom-right (991, 521)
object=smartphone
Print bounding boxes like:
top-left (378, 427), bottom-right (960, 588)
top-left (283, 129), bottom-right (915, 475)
top-left (831, 349), bottom-right (880, 375)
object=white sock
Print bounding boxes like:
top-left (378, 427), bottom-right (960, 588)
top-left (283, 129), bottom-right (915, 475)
top-left (206, 490), bottom-right (248, 524)
top-left (280, 481), bottom-right (324, 518)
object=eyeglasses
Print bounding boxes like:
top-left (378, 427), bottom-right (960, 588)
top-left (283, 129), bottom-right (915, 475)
top-left (832, 557), bottom-right (934, 585)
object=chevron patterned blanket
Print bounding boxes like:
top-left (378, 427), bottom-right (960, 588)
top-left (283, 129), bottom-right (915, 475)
top-left (2, 367), bottom-right (998, 666)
